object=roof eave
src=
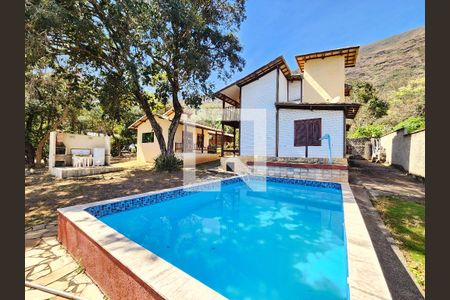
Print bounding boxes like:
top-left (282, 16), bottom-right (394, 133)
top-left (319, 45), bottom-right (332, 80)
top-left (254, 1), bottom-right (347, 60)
top-left (275, 102), bottom-right (361, 119)
top-left (295, 46), bottom-right (360, 72)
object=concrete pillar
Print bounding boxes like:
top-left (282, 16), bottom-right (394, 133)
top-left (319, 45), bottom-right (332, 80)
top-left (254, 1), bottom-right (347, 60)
top-left (48, 131), bottom-right (57, 170)
top-left (104, 135), bottom-right (111, 165)
top-left (201, 128), bottom-right (204, 153)
top-left (233, 127), bottom-right (236, 157)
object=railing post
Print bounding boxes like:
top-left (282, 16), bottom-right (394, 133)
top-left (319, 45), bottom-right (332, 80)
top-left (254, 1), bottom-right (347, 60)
top-left (201, 128), bottom-right (204, 153)
top-left (221, 100), bottom-right (225, 157)
top-left (233, 127), bottom-right (236, 157)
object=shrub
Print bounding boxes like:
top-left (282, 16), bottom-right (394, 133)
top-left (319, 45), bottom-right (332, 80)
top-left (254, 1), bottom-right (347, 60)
top-left (153, 154), bottom-right (183, 171)
top-left (392, 116), bottom-right (425, 133)
top-left (349, 124), bottom-right (385, 138)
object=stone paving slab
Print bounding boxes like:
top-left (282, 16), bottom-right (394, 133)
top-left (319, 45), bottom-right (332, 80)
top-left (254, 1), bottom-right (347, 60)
top-left (349, 159), bottom-right (425, 202)
top-left (25, 226), bottom-right (105, 300)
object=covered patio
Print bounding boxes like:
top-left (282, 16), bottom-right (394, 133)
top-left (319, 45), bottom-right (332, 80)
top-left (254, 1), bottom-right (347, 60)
top-left (48, 131), bottom-right (123, 179)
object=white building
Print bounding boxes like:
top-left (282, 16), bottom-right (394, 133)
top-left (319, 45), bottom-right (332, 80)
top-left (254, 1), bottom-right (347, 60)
top-left (129, 46), bottom-right (361, 174)
top-left (129, 108), bottom-right (234, 165)
top-left (215, 46), bottom-right (360, 161)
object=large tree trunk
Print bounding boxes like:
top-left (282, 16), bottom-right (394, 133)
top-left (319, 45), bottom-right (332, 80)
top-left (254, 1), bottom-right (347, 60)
top-left (133, 89), bottom-right (168, 156)
top-left (166, 87), bottom-right (182, 155)
top-left (35, 107), bottom-right (69, 167)
top-left (25, 141), bottom-right (35, 167)
top-left (25, 113), bottom-right (36, 167)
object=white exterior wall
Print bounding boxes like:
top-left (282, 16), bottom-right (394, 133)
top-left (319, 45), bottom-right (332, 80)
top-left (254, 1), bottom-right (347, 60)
top-left (278, 70), bottom-right (288, 102)
top-left (136, 118), bottom-right (214, 163)
top-left (136, 118), bottom-right (182, 162)
top-left (240, 69), bottom-right (277, 156)
top-left (288, 80), bottom-right (302, 101)
top-left (278, 109), bottom-right (345, 158)
top-left (380, 129), bottom-right (425, 177)
top-left (303, 56), bottom-right (345, 103)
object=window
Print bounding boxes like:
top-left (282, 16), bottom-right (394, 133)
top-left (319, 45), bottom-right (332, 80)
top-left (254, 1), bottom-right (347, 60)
top-left (294, 118), bottom-right (322, 147)
top-left (142, 132), bottom-right (154, 143)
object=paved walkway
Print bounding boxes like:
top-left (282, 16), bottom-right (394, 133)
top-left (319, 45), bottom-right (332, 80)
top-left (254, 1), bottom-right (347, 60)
top-left (25, 223), bottom-right (105, 300)
top-left (348, 159), bottom-right (425, 300)
top-left (349, 159), bottom-right (425, 202)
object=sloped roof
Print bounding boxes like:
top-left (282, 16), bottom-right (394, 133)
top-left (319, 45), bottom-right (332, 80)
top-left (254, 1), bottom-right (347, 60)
top-left (214, 56), bottom-right (302, 107)
top-left (295, 46), bottom-right (360, 72)
top-left (128, 113), bottom-right (232, 136)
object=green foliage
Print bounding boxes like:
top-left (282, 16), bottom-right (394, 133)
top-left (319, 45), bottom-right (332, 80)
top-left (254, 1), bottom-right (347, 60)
top-left (153, 154), bottom-right (183, 172)
top-left (374, 196), bottom-right (425, 290)
top-left (25, 68), bottom-right (95, 166)
top-left (25, 0), bottom-right (97, 166)
top-left (189, 102), bottom-right (223, 129)
top-left (71, 104), bottom-right (143, 157)
top-left (385, 77), bottom-right (425, 127)
top-left (348, 124), bottom-right (385, 138)
top-left (349, 78), bottom-right (425, 137)
top-left (349, 80), bottom-right (389, 120)
top-left (349, 80), bottom-right (378, 104)
top-left (392, 116), bottom-right (425, 133)
top-left (367, 97), bottom-right (389, 119)
top-left (347, 30), bottom-right (425, 140)
top-left (39, 0), bottom-right (246, 155)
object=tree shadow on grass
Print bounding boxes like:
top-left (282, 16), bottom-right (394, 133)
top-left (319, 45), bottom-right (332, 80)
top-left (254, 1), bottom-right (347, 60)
top-left (25, 165), bottom-right (232, 227)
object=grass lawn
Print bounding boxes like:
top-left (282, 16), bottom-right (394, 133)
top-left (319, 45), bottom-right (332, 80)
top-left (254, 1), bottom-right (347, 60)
top-left (373, 196), bottom-right (425, 291)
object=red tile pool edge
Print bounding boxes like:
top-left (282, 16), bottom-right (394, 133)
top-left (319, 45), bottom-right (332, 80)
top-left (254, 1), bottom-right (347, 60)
top-left (57, 213), bottom-right (164, 300)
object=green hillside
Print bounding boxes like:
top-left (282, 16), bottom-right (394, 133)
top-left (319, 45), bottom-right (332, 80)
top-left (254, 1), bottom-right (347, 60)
top-left (346, 27), bottom-right (425, 137)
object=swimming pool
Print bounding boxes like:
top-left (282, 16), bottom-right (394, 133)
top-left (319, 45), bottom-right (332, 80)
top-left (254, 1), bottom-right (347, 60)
top-left (58, 176), bottom-right (391, 300)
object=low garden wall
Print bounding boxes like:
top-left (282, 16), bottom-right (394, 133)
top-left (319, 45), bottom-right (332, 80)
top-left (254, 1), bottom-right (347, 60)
top-left (247, 162), bottom-right (348, 183)
top-left (220, 157), bottom-right (348, 183)
top-left (380, 129), bottom-right (425, 178)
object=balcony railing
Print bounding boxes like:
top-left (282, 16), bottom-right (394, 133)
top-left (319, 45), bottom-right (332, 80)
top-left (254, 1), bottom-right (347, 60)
top-left (175, 143), bottom-right (217, 154)
top-left (222, 107), bottom-right (240, 121)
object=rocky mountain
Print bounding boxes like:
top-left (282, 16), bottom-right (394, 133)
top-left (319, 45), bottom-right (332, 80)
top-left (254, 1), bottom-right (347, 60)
top-left (346, 27), bottom-right (425, 97)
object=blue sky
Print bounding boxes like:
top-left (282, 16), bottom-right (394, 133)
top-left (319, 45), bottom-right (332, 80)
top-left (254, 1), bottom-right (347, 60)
top-left (214, 0), bottom-right (425, 88)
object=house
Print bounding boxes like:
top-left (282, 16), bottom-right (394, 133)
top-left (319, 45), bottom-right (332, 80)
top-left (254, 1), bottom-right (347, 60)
top-left (130, 46), bottom-right (361, 176)
top-left (215, 46), bottom-right (360, 160)
top-left (129, 108), bottom-right (234, 165)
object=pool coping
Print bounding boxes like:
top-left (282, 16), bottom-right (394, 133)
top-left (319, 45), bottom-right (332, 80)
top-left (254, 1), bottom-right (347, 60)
top-left (58, 176), bottom-right (391, 300)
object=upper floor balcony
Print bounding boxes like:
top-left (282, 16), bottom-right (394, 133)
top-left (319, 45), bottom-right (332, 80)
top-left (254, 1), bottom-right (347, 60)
top-left (221, 106), bottom-right (240, 128)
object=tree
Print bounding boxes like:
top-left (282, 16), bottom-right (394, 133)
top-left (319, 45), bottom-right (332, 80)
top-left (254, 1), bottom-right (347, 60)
top-left (349, 80), bottom-right (389, 119)
top-left (71, 104), bottom-right (144, 156)
top-left (26, 0), bottom-right (95, 167)
top-left (25, 69), bottom-right (94, 166)
top-left (47, 0), bottom-right (246, 158)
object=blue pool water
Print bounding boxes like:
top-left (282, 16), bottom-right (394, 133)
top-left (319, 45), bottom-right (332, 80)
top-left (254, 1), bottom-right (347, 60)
top-left (99, 178), bottom-right (348, 300)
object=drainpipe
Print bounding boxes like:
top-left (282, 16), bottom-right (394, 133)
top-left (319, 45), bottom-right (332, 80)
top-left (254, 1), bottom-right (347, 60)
top-left (320, 134), bottom-right (333, 164)
top-left (25, 281), bottom-right (87, 300)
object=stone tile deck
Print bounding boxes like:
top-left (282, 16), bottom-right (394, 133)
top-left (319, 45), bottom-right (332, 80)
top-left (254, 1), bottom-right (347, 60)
top-left (25, 223), bottom-right (105, 300)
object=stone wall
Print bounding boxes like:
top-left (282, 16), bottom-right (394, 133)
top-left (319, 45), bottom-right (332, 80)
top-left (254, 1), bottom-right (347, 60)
top-left (346, 138), bottom-right (371, 158)
top-left (220, 157), bottom-right (349, 183)
top-left (248, 165), bottom-right (348, 183)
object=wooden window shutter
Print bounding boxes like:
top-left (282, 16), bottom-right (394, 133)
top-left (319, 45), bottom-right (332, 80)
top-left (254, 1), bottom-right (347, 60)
top-left (294, 118), bottom-right (322, 147)
top-left (294, 120), bottom-right (307, 146)
top-left (309, 118), bottom-right (322, 146)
